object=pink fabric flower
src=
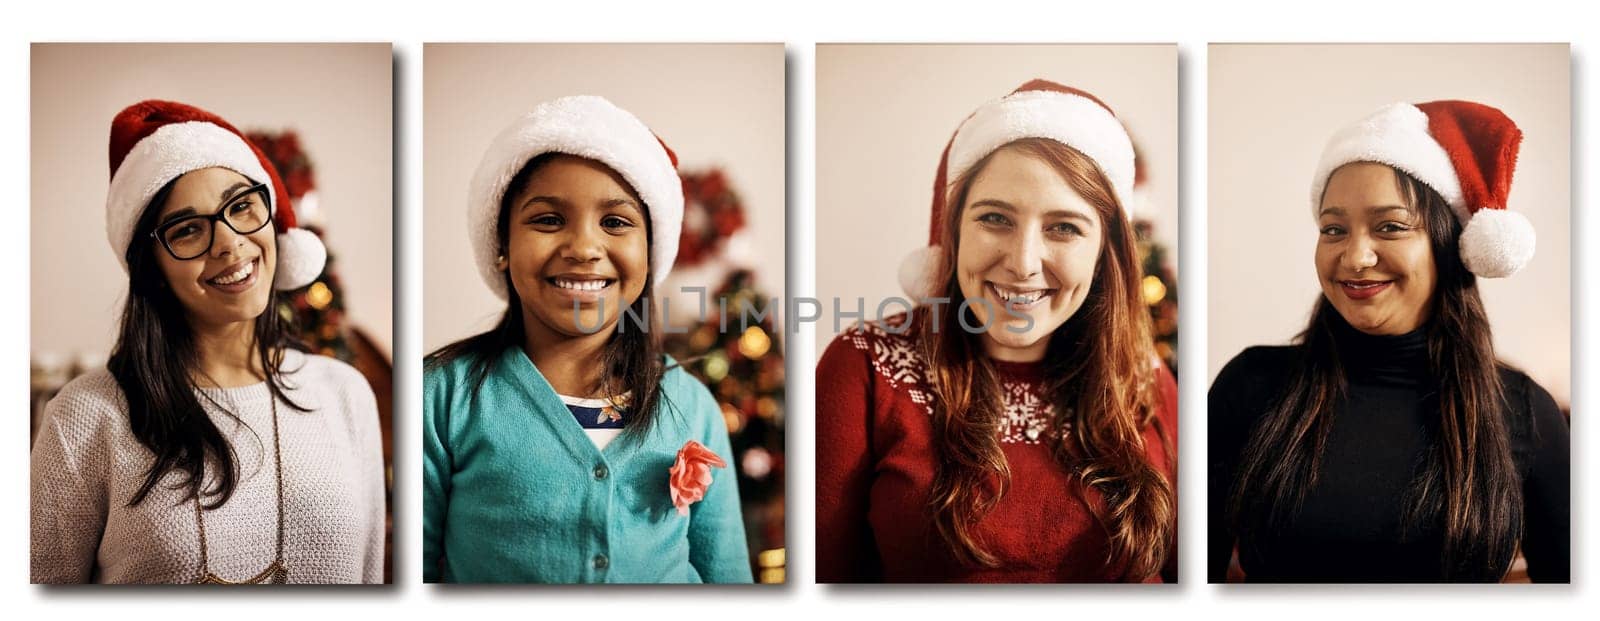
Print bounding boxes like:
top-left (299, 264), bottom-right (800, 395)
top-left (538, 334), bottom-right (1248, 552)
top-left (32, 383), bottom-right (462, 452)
top-left (669, 440), bottom-right (727, 516)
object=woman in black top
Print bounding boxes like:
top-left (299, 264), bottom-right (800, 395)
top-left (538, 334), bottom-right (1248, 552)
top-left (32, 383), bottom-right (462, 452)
top-left (1208, 101), bottom-right (1569, 583)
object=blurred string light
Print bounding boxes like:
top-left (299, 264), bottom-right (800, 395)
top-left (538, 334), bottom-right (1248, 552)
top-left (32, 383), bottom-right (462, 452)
top-left (1141, 274), bottom-right (1167, 306)
top-left (737, 325), bottom-right (771, 359)
top-left (306, 282), bottom-right (334, 310)
top-left (703, 351), bottom-right (729, 381)
top-left (757, 548), bottom-right (786, 584)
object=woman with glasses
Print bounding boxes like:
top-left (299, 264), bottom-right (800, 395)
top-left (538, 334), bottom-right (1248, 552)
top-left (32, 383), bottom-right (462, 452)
top-left (30, 100), bottom-right (385, 584)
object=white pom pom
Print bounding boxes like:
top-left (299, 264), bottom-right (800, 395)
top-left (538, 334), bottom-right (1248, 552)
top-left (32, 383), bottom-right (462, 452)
top-left (897, 245), bottom-right (946, 300)
top-left (1459, 208), bottom-right (1535, 279)
top-left (274, 228), bottom-right (328, 290)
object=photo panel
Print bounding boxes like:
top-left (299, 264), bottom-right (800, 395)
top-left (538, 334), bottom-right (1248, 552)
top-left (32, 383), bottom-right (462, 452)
top-left (815, 43), bottom-right (1179, 583)
top-left (1207, 43), bottom-right (1571, 584)
top-left (421, 42), bottom-right (786, 584)
top-left (30, 42), bottom-right (395, 584)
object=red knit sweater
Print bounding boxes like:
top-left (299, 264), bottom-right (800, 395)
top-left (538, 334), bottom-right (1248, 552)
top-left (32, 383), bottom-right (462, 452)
top-left (815, 311), bottom-right (1178, 583)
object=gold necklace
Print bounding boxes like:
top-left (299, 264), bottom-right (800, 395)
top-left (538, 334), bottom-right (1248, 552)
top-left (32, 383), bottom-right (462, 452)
top-left (194, 396), bottom-right (288, 584)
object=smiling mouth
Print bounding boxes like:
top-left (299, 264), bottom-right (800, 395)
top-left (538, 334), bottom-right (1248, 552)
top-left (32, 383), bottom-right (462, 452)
top-left (1339, 279), bottom-right (1392, 300)
top-left (547, 276), bottom-right (617, 291)
top-left (988, 282), bottom-right (1054, 310)
top-left (205, 258), bottom-right (258, 291)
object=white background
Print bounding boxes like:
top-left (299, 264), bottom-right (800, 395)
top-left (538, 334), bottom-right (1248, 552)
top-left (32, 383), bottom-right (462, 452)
top-left (4, 0), bottom-right (1594, 619)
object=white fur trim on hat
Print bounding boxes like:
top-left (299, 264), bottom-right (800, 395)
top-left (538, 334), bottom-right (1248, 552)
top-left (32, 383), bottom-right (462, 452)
top-left (1459, 208), bottom-right (1535, 278)
top-left (897, 245), bottom-right (945, 301)
top-left (106, 121), bottom-right (275, 270)
top-left (273, 228), bottom-right (328, 290)
top-left (467, 95), bottom-right (683, 301)
top-left (947, 90), bottom-right (1138, 214)
top-left (1309, 103), bottom-right (1468, 221)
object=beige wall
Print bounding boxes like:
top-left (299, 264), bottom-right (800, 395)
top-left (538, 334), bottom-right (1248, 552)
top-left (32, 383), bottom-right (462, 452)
top-left (422, 43), bottom-right (786, 352)
top-left (1207, 44), bottom-right (1571, 404)
top-left (30, 43), bottom-right (394, 361)
top-left (815, 44), bottom-right (1179, 359)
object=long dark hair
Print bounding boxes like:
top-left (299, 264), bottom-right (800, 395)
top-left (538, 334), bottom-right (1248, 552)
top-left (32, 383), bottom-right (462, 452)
top-left (424, 153), bottom-right (667, 436)
top-left (107, 175), bottom-right (310, 509)
top-left (922, 138), bottom-right (1175, 579)
top-left (1227, 165), bottom-right (1521, 581)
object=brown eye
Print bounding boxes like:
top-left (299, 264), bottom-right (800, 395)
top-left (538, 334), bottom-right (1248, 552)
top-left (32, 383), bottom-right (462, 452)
top-left (167, 222), bottom-right (203, 241)
top-left (977, 212), bottom-right (1011, 227)
top-left (527, 214), bottom-right (562, 227)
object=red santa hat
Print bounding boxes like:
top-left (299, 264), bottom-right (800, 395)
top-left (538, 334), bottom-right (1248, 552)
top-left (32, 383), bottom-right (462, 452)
top-left (898, 79), bottom-right (1138, 299)
top-left (106, 100), bottom-right (326, 290)
top-left (467, 95), bottom-right (683, 301)
top-left (1310, 100), bottom-right (1532, 278)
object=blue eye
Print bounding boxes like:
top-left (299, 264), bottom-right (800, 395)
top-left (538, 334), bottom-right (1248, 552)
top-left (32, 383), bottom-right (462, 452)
top-left (1048, 222), bottom-right (1084, 237)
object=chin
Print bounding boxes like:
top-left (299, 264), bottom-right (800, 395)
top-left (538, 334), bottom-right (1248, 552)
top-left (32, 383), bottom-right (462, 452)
top-left (193, 306), bottom-right (266, 329)
top-left (982, 325), bottom-right (1049, 352)
top-left (531, 304), bottom-right (619, 337)
top-left (1341, 311), bottom-right (1391, 333)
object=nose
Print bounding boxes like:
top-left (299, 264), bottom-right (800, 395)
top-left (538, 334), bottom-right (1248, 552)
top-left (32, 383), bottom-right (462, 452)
top-left (560, 220), bottom-right (604, 264)
top-left (210, 219), bottom-right (245, 258)
top-left (1003, 226), bottom-right (1045, 281)
top-left (1342, 232), bottom-right (1379, 273)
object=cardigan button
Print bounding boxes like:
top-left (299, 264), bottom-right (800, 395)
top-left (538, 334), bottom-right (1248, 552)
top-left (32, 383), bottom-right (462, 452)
top-left (594, 465), bottom-right (609, 480)
top-left (593, 554), bottom-right (610, 570)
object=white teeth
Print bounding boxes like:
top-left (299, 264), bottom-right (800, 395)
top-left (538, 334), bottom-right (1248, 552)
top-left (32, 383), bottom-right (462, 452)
top-left (991, 284), bottom-right (1046, 305)
top-left (554, 278), bottom-right (609, 292)
top-left (210, 260), bottom-right (254, 285)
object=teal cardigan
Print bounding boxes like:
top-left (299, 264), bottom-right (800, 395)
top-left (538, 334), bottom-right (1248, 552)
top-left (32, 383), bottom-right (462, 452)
top-left (423, 347), bottom-right (752, 583)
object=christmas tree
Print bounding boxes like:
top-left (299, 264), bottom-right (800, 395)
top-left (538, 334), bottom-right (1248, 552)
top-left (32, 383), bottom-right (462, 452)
top-left (661, 169), bottom-right (787, 583)
top-left (245, 130), bottom-right (354, 362)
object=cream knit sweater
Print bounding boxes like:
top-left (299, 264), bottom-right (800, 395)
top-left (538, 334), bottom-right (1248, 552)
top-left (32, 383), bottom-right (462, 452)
top-left (30, 350), bottom-right (385, 584)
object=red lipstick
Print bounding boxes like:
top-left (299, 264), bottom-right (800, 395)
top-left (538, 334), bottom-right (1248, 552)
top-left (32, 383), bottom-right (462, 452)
top-left (1339, 279), bottom-right (1391, 300)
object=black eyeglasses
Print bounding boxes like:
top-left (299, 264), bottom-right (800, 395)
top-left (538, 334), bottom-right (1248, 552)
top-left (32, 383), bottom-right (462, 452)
top-left (149, 183), bottom-right (274, 261)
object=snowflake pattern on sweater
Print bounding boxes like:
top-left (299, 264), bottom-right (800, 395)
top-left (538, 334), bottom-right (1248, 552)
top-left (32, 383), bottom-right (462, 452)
top-left (843, 313), bottom-right (1060, 445)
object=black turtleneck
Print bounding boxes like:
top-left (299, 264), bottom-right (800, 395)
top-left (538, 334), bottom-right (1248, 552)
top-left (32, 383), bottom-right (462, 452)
top-left (1207, 318), bottom-right (1570, 583)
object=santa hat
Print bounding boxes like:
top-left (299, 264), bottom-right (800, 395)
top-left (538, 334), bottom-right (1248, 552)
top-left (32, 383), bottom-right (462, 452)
top-left (898, 79), bottom-right (1137, 299)
top-left (467, 95), bottom-right (683, 301)
top-left (1311, 100), bottom-right (1532, 278)
top-left (106, 100), bottom-right (326, 290)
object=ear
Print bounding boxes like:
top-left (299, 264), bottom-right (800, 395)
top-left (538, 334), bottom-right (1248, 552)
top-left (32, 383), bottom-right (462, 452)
top-left (495, 254), bottom-right (509, 271)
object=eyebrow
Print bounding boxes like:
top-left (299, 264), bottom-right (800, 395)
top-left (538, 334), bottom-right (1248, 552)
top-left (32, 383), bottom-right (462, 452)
top-left (157, 182), bottom-right (255, 226)
top-left (1319, 204), bottom-right (1414, 217)
top-left (519, 195), bottom-right (643, 214)
top-left (219, 181), bottom-right (251, 202)
top-left (970, 199), bottom-right (1096, 226)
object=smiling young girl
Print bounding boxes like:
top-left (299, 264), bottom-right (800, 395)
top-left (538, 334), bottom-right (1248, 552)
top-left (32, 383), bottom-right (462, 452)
top-left (423, 96), bottom-right (751, 584)
top-left (816, 80), bottom-right (1178, 583)
top-left (30, 100), bottom-right (385, 584)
